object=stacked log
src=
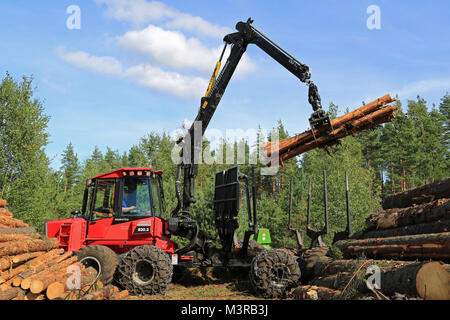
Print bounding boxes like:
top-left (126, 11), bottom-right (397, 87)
top-left (0, 198), bottom-right (129, 300)
top-left (294, 257), bottom-right (450, 300)
top-left (382, 178), bottom-right (450, 210)
top-left (336, 180), bottom-right (450, 261)
top-left (262, 94), bottom-right (397, 166)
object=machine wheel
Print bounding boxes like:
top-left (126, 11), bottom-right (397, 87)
top-left (237, 239), bottom-right (267, 255)
top-left (76, 245), bottom-right (119, 285)
top-left (249, 249), bottom-right (301, 298)
top-left (115, 245), bottom-right (173, 295)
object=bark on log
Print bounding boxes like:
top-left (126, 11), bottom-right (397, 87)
top-left (309, 259), bottom-right (450, 300)
top-left (111, 290), bottom-right (129, 300)
top-left (0, 237), bottom-right (59, 258)
top-left (274, 105), bottom-right (398, 165)
top-left (0, 252), bottom-right (44, 272)
top-left (25, 292), bottom-right (45, 300)
top-left (0, 209), bottom-right (13, 218)
top-left (0, 226), bottom-right (37, 235)
top-left (80, 284), bottom-right (116, 300)
top-left (20, 253), bottom-right (75, 290)
top-left (0, 233), bottom-right (38, 242)
top-left (264, 94), bottom-right (396, 156)
top-left (0, 199), bottom-right (6, 208)
top-left (0, 216), bottom-right (28, 228)
top-left (46, 266), bottom-right (98, 300)
top-left (12, 251), bottom-right (46, 264)
top-left (381, 261), bottom-right (450, 299)
top-left (314, 259), bottom-right (416, 277)
top-left (29, 257), bottom-right (78, 294)
top-left (298, 246), bottom-right (332, 282)
top-left (335, 232), bottom-right (450, 260)
top-left (293, 285), bottom-right (342, 300)
top-left (0, 287), bottom-right (21, 300)
top-left (366, 199), bottom-right (450, 230)
top-left (360, 219), bottom-right (450, 239)
top-left (383, 178), bottom-right (450, 210)
top-left (0, 249), bottom-right (63, 283)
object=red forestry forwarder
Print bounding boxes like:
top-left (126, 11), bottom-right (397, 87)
top-left (45, 19), bottom-right (334, 298)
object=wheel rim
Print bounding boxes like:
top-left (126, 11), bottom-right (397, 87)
top-left (132, 260), bottom-right (155, 285)
top-left (80, 256), bottom-right (102, 275)
top-left (269, 263), bottom-right (290, 287)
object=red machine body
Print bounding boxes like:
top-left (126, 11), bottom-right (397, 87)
top-left (45, 168), bottom-right (185, 260)
top-left (45, 216), bottom-right (176, 254)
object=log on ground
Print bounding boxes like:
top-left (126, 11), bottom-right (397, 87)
top-left (46, 266), bottom-right (98, 300)
top-left (309, 259), bottom-right (450, 300)
top-left (0, 287), bottom-right (21, 300)
top-left (0, 251), bottom-right (45, 272)
top-left (365, 199), bottom-right (450, 230)
top-left (0, 249), bottom-right (63, 284)
top-left (29, 256), bottom-right (78, 294)
top-left (80, 284), bottom-right (117, 300)
top-left (20, 252), bottom-right (75, 289)
top-left (382, 178), bottom-right (450, 210)
top-left (0, 199), bottom-right (6, 208)
top-left (293, 285), bottom-right (342, 300)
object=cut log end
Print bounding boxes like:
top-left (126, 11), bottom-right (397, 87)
top-left (30, 280), bottom-right (45, 294)
top-left (416, 262), bottom-right (450, 300)
top-left (46, 282), bottom-right (66, 300)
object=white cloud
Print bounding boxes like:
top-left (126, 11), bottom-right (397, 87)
top-left (58, 2), bottom-right (257, 100)
top-left (394, 78), bottom-right (450, 99)
top-left (95, 0), bottom-right (231, 38)
top-left (56, 47), bottom-right (123, 75)
top-left (57, 47), bottom-right (207, 99)
top-left (118, 25), bottom-right (255, 75)
top-left (125, 64), bottom-right (207, 99)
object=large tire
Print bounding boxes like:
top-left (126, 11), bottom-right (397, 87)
top-left (237, 239), bottom-right (267, 255)
top-left (76, 245), bottom-right (119, 285)
top-left (115, 245), bottom-right (173, 295)
top-left (250, 249), bottom-right (301, 298)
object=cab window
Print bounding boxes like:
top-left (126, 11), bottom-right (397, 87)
top-left (151, 176), bottom-right (163, 217)
top-left (91, 179), bottom-right (116, 220)
top-left (122, 177), bottom-right (151, 216)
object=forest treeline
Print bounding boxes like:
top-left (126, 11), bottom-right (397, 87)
top-left (1, 73), bottom-right (448, 248)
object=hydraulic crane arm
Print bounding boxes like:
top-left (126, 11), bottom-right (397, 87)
top-left (173, 18), bottom-right (330, 216)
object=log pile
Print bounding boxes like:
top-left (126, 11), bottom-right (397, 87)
top-left (293, 255), bottom-right (450, 300)
top-left (292, 179), bottom-right (450, 300)
top-left (334, 179), bottom-right (450, 261)
top-left (262, 94), bottom-right (397, 166)
top-left (0, 198), bottom-right (129, 300)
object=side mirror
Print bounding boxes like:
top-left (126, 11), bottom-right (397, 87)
top-left (71, 210), bottom-right (80, 216)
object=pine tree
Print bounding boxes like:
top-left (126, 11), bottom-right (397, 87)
top-left (60, 142), bottom-right (80, 192)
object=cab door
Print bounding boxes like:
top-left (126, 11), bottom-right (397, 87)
top-left (85, 178), bottom-right (118, 240)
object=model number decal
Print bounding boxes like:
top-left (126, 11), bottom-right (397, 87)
top-left (134, 226), bottom-right (150, 234)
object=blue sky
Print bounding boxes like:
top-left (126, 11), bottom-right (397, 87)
top-left (0, 0), bottom-right (449, 170)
